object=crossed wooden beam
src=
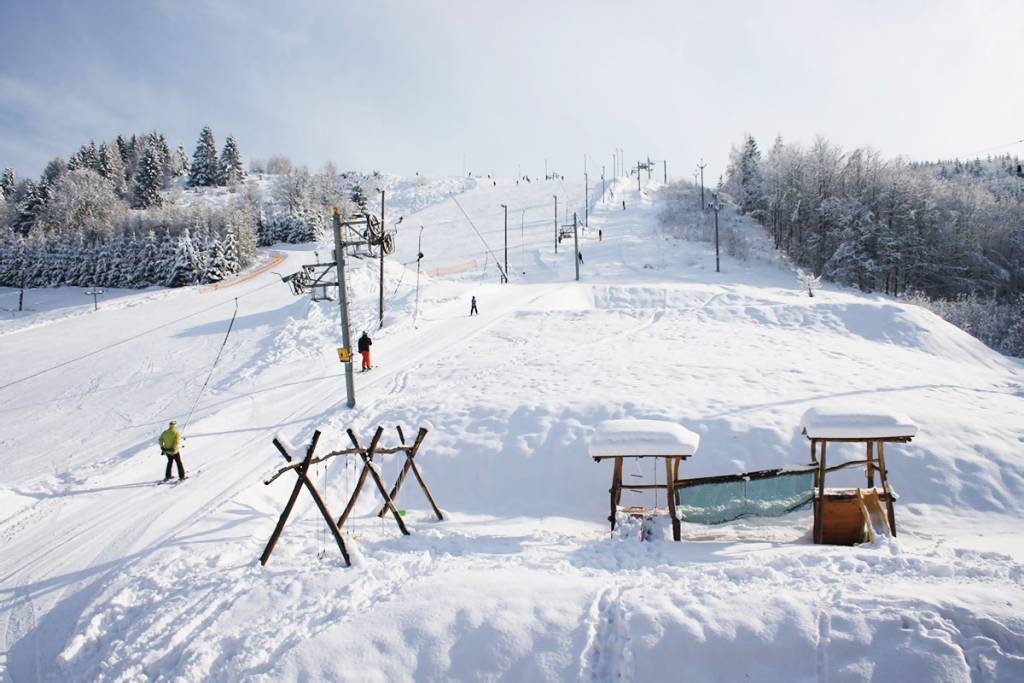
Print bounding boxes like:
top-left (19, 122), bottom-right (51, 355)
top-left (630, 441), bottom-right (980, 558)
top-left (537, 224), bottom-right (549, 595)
top-left (259, 424), bottom-right (441, 568)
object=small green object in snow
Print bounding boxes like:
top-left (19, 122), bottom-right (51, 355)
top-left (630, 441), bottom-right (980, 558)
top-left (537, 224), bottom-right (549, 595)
top-left (399, 509), bottom-right (407, 517)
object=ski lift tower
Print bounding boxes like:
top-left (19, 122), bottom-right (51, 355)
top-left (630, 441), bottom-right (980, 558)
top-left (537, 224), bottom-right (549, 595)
top-left (276, 207), bottom-right (394, 409)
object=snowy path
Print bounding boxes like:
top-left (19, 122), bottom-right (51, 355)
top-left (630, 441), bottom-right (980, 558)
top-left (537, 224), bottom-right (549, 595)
top-left (2, 175), bottom-right (1024, 681)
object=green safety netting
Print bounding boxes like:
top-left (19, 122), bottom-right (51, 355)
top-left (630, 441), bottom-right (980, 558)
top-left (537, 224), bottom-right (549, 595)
top-left (674, 468), bottom-right (816, 525)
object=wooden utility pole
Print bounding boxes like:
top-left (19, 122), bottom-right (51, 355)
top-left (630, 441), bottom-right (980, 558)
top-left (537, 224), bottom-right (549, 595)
top-left (573, 212), bottom-right (580, 281)
top-left (637, 161), bottom-right (641, 192)
top-left (663, 160), bottom-right (667, 184)
top-left (332, 209), bottom-right (357, 408)
top-left (414, 227), bottom-right (424, 324)
top-left (698, 159), bottom-right (707, 210)
top-left (584, 172), bottom-right (589, 227)
top-left (709, 193), bottom-right (721, 273)
top-left (378, 189), bottom-right (385, 329)
top-left (553, 195), bottom-right (558, 254)
top-left (500, 204), bottom-right (508, 283)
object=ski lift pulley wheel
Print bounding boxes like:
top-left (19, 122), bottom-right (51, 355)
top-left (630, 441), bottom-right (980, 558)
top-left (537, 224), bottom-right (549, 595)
top-left (381, 232), bottom-right (395, 256)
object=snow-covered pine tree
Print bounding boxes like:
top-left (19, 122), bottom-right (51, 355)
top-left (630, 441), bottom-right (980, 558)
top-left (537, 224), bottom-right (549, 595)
top-left (0, 228), bottom-right (26, 286)
top-left (146, 132), bottom-right (172, 186)
top-left (109, 235), bottom-right (137, 287)
top-left (98, 143), bottom-right (128, 198)
top-left (202, 236), bottom-right (233, 282)
top-left (41, 158), bottom-right (67, 189)
top-left (189, 127), bottom-right (220, 188)
top-left (22, 232), bottom-right (47, 286)
top-left (223, 208), bottom-right (256, 265)
top-left (123, 134), bottom-right (141, 182)
top-left (116, 135), bottom-right (131, 169)
top-left (65, 234), bottom-right (91, 286)
top-left (1, 168), bottom-right (16, 201)
top-left (167, 229), bottom-right (201, 286)
top-left (221, 229), bottom-right (241, 273)
top-left (154, 229), bottom-right (177, 285)
top-left (42, 237), bottom-right (68, 286)
top-left (171, 145), bottom-right (189, 178)
top-left (91, 242), bottom-right (113, 288)
top-left (133, 146), bottom-right (164, 208)
top-left (69, 141), bottom-right (101, 173)
top-left (219, 135), bottom-right (244, 186)
top-left (14, 180), bottom-right (44, 236)
top-left (131, 230), bottom-right (160, 287)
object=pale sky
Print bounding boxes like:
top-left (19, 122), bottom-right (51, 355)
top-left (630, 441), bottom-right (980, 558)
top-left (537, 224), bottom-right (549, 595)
top-left (1, 0), bottom-right (1021, 184)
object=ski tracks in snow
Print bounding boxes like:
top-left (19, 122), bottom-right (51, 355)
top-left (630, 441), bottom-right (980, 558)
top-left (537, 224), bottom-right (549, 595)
top-left (578, 583), bottom-right (634, 683)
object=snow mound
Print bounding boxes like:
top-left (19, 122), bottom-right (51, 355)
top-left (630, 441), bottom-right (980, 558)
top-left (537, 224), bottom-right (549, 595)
top-left (589, 419), bottom-right (700, 457)
top-left (801, 407), bottom-right (918, 439)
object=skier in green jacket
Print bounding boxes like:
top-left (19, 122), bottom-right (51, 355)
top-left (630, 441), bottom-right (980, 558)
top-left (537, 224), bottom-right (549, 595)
top-left (159, 420), bottom-right (186, 481)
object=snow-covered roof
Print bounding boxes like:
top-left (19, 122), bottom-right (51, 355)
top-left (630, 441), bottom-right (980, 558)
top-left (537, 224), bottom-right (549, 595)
top-left (801, 407), bottom-right (917, 440)
top-left (589, 419), bottom-right (700, 457)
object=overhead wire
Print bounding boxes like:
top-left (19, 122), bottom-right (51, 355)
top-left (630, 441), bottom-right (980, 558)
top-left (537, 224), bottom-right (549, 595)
top-left (961, 137), bottom-right (1024, 158)
top-left (448, 193), bottom-right (508, 282)
top-left (0, 277), bottom-right (279, 394)
top-left (182, 297), bottom-right (240, 432)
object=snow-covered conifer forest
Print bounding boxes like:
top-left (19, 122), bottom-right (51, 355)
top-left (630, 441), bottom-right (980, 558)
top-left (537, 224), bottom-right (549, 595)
top-left (0, 129), bottom-right (381, 289)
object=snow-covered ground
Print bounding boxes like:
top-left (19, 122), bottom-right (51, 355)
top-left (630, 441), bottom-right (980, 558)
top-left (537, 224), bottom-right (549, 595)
top-left (2, 173), bottom-right (1023, 681)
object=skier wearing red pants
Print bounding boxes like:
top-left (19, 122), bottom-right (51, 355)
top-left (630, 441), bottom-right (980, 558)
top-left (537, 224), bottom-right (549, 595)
top-left (358, 331), bottom-right (373, 371)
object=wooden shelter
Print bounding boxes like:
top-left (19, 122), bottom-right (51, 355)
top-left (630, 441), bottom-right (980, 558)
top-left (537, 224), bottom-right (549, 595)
top-left (801, 408), bottom-right (917, 545)
top-left (589, 419), bottom-right (700, 542)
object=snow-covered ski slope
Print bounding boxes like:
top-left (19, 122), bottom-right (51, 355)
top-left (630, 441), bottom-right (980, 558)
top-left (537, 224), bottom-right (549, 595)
top-left (2, 173), bottom-right (1023, 681)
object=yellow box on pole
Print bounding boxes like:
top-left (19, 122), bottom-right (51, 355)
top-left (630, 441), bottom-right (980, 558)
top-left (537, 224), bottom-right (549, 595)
top-left (336, 347), bottom-right (351, 362)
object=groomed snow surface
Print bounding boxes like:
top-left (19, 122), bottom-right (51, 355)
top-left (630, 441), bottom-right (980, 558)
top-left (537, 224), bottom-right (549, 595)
top-left (2, 174), bottom-right (1024, 681)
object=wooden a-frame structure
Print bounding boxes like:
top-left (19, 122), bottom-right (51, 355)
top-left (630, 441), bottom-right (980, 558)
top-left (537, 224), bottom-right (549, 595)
top-left (259, 425), bottom-right (442, 568)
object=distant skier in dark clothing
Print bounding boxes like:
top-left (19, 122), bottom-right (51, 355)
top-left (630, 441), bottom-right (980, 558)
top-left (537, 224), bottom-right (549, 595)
top-left (470, 296), bottom-right (478, 316)
top-left (599, 229), bottom-right (603, 241)
top-left (578, 251), bottom-right (584, 265)
top-left (159, 420), bottom-right (186, 481)
top-left (622, 200), bottom-right (626, 210)
top-left (358, 331), bottom-right (373, 371)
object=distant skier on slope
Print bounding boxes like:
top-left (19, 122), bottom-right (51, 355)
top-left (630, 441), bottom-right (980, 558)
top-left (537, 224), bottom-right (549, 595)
top-left (159, 420), bottom-right (186, 482)
top-left (599, 229), bottom-right (603, 241)
top-left (622, 200), bottom-right (626, 210)
top-left (470, 295), bottom-right (478, 316)
top-left (578, 251), bottom-right (584, 265)
top-left (358, 331), bottom-right (373, 371)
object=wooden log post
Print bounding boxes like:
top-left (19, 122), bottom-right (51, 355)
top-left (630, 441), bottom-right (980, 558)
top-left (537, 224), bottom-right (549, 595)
top-left (866, 441), bottom-right (875, 488)
top-left (260, 434), bottom-right (319, 565)
top-left (340, 427), bottom-right (410, 535)
top-left (877, 440), bottom-right (896, 536)
top-left (810, 439), bottom-right (818, 464)
top-left (665, 456), bottom-right (681, 541)
top-left (336, 438), bottom-right (372, 529)
top-left (813, 441), bottom-right (827, 544)
top-left (260, 431), bottom-right (349, 566)
top-left (376, 427), bottom-right (441, 521)
top-left (294, 457), bottom-right (351, 567)
top-left (609, 457), bottom-right (624, 531)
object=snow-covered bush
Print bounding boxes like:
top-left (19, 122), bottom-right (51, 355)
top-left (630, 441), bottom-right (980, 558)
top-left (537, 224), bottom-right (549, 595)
top-left (39, 169), bottom-right (125, 242)
top-left (797, 269), bottom-right (822, 297)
